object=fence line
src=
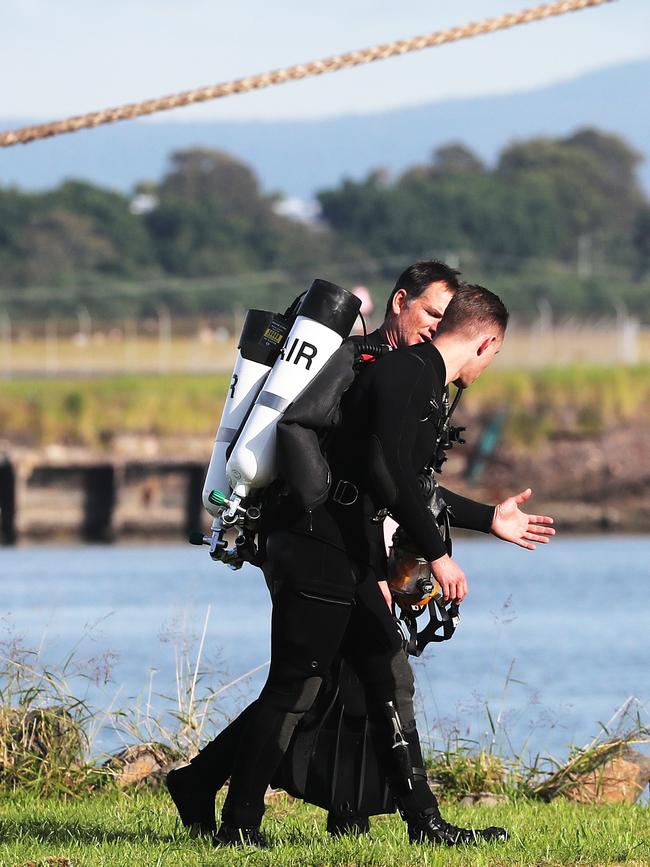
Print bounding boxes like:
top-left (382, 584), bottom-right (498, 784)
top-left (0, 316), bottom-right (645, 376)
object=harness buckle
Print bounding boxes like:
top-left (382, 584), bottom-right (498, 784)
top-left (332, 479), bottom-right (359, 506)
top-left (371, 507), bottom-right (390, 523)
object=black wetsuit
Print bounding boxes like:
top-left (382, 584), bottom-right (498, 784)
top-left (191, 341), bottom-right (494, 828)
top-left (293, 339), bottom-right (494, 565)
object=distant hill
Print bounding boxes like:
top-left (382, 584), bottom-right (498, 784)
top-left (1, 59), bottom-right (649, 198)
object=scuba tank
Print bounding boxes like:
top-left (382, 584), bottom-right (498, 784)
top-left (192, 308), bottom-right (289, 566)
top-left (192, 279), bottom-right (360, 568)
top-left (201, 309), bottom-right (285, 518)
top-left (226, 279), bottom-right (361, 501)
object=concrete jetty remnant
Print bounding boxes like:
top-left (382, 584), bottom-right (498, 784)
top-left (0, 447), bottom-right (206, 544)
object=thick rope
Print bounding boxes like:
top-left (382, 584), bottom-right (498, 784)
top-left (0, 0), bottom-right (613, 148)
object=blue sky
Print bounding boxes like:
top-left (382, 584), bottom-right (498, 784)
top-left (2, 0), bottom-right (648, 122)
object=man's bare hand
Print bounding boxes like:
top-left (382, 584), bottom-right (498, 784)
top-left (430, 554), bottom-right (468, 603)
top-left (491, 488), bottom-right (555, 550)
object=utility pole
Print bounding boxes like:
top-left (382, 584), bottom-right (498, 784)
top-left (614, 299), bottom-right (639, 365)
top-left (157, 304), bottom-right (171, 373)
top-left (0, 312), bottom-right (11, 378)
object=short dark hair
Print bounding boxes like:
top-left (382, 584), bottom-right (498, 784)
top-left (435, 283), bottom-right (509, 337)
top-left (384, 259), bottom-right (462, 317)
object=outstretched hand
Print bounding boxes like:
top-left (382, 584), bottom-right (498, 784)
top-left (491, 488), bottom-right (555, 550)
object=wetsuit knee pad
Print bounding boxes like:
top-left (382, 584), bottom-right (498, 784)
top-left (354, 649), bottom-right (415, 722)
top-left (260, 674), bottom-right (323, 715)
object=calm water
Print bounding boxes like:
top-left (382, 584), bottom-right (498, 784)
top-left (1, 536), bottom-right (648, 764)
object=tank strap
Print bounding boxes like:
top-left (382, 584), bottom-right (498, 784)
top-left (256, 390), bottom-right (291, 413)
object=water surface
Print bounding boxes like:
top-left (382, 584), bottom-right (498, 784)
top-left (1, 536), bottom-right (648, 764)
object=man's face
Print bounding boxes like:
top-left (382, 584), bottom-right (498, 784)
top-left (456, 333), bottom-right (503, 387)
top-left (392, 281), bottom-right (454, 347)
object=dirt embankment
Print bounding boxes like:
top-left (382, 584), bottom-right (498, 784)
top-left (443, 418), bottom-right (650, 533)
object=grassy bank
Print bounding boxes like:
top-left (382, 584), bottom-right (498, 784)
top-left (1, 365), bottom-right (649, 448)
top-left (2, 622), bottom-right (649, 865)
top-left (1, 789), bottom-right (648, 867)
top-left (0, 373), bottom-right (232, 446)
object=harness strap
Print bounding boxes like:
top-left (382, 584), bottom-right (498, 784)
top-left (401, 598), bottom-right (461, 657)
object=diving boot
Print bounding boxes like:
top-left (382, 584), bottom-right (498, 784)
top-left (326, 810), bottom-right (371, 837)
top-left (166, 764), bottom-right (216, 836)
top-left (213, 822), bottom-right (268, 847)
top-left (408, 806), bottom-right (509, 846)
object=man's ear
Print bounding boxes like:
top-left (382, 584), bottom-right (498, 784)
top-left (391, 288), bottom-right (408, 316)
top-left (477, 335), bottom-right (495, 356)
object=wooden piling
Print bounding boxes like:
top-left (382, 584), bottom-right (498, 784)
top-left (0, 458), bottom-right (17, 545)
top-left (82, 464), bottom-right (116, 542)
top-left (185, 464), bottom-right (206, 539)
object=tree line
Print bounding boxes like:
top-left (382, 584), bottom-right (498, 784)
top-left (1, 128), bottom-right (649, 321)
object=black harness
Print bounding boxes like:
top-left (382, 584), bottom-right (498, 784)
top-left (400, 596), bottom-right (461, 657)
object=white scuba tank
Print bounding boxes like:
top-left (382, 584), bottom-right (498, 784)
top-left (202, 309), bottom-right (286, 516)
top-left (226, 279), bottom-right (361, 500)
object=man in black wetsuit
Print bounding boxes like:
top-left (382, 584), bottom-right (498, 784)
top-left (167, 275), bottom-right (555, 848)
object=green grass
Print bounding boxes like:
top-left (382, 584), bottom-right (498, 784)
top-left (2, 626), bottom-right (649, 865)
top-left (0, 374), bottom-right (232, 446)
top-left (1, 789), bottom-right (648, 866)
top-left (1, 365), bottom-right (649, 448)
